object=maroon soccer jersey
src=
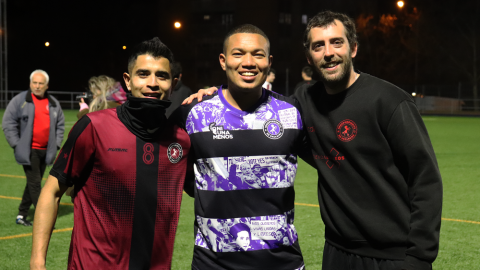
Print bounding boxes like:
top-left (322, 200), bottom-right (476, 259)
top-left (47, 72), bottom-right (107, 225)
top-left (50, 108), bottom-right (191, 270)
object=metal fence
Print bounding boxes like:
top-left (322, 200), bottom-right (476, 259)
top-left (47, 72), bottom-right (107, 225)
top-left (1, 87), bottom-right (480, 115)
top-left (1, 90), bottom-right (82, 110)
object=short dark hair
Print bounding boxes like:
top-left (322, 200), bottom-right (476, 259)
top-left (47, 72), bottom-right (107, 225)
top-left (302, 66), bottom-right (313, 77)
top-left (171, 62), bottom-right (182, 79)
top-left (223, 24), bottom-right (270, 55)
top-left (268, 68), bottom-right (276, 75)
top-left (127, 37), bottom-right (174, 73)
top-left (303, 11), bottom-right (358, 53)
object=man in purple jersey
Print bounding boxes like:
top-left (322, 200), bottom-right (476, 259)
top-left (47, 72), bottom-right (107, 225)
top-left (173, 24), bottom-right (306, 270)
top-left (31, 38), bottom-right (192, 270)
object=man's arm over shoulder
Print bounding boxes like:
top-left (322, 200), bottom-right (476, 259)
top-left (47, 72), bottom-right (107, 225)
top-left (2, 94), bottom-right (23, 148)
top-left (30, 175), bottom-right (68, 270)
top-left (168, 99), bottom-right (201, 130)
top-left (387, 100), bottom-right (443, 270)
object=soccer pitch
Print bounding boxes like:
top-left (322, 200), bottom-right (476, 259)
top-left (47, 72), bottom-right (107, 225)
top-left (0, 110), bottom-right (479, 269)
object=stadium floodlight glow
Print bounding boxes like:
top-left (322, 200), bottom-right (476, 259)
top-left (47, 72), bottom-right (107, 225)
top-left (397, 1), bottom-right (405, 8)
top-left (45, 42), bottom-right (50, 47)
top-left (412, 92), bottom-right (417, 97)
top-left (123, 46), bottom-right (127, 50)
top-left (174, 22), bottom-right (181, 29)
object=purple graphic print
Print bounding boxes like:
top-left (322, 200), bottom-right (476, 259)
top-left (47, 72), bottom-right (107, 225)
top-left (186, 88), bottom-right (302, 135)
top-left (194, 210), bottom-right (298, 253)
top-left (194, 155), bottom-right (298, 191)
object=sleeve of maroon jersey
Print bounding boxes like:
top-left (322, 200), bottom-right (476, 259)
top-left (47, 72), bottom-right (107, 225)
top-left (50, 116), bottom-right (96, 187)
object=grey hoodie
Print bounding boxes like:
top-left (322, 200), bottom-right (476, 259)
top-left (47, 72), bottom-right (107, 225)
top-left (2, 90), bottom-right (65, 165)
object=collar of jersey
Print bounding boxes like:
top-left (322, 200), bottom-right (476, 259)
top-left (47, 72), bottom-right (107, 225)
top-left (218, 85), bottom-right (268, 116)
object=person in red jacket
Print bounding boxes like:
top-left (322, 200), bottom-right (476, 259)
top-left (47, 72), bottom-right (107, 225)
top-left (2, 70), bottom-right (65, 226)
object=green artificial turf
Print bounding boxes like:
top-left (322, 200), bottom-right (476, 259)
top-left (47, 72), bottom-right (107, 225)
top-left (0, 110), bottom-right (479, 269)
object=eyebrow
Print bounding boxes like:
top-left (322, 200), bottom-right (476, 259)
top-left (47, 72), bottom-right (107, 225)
top-left (230, 48), bottom-right (267, 53)
top-left (135, 69), bottom-right (171, 78)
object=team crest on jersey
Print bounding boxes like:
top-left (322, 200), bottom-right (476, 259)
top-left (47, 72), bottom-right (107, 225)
top-left (263, 119), bottom-right (284, 140)
top-left (167, 143), bottom-right (183, 163)
top-left (336, 119), bottom-right (357, 142)
top-left (209, 122), bottom-right (233, 140)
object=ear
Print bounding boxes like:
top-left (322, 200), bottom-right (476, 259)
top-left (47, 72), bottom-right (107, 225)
top-left (164, 77), bottom-right (178, 100)
top-left (171, 77), bottom-right (178, 92)
top-left (123, 73), bottom-right (131, 91)
top-left (351, 42), bottom-right (358, 58)
top-left (305, 52), bottom-right (313, 66)
top-left (268, 54), bottom-right (273, 69)
top-left (219, 53), bottom-right (227, 71)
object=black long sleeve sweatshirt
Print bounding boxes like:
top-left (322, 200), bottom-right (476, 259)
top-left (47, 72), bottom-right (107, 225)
top-left (294, 72), bottom-right (443, 269)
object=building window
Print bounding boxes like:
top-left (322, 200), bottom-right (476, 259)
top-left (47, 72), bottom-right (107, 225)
top-left (285, 13), bottom-right (291, 25)
top-left (204, 15), bottom-right (210, 20)
top-left (222, 14), bottom-right (233, 25)
top-left (302, 14), bottom-right (307, 24)
top-left (279, 13), bottom-right (285, 24)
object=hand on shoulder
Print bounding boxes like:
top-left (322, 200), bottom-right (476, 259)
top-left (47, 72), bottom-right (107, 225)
top-left (182, 86), bottom-right (219, 105)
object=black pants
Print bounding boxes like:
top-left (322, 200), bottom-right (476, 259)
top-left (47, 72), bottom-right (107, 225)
top-left (322, 242), bottom-right (404, 270)
top-left (18, 149), bottom-right (47, 218)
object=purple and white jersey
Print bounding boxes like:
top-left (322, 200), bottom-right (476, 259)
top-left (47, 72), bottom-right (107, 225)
top-left (175, 87), bottom-right (305, 269)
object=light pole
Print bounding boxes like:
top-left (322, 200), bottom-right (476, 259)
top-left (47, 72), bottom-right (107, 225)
top-left (0, 0), bottom-right (7, 108)
top-left (397, 1), bottom-right (405, 9)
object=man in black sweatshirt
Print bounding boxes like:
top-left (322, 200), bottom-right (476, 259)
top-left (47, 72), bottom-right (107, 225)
top-left (294, 10), bottom-right (442, 270)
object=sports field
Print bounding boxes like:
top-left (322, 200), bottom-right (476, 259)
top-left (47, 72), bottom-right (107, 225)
top-left (0, 109), bottom-right (479, 269)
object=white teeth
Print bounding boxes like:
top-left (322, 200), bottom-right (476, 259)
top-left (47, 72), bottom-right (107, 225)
top-left (241, 72), bottom-right (255, 76)
top-left (325, 63), bottom-right (337, 68)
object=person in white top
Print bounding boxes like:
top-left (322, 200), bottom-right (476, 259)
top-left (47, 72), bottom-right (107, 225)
top-left (262, 68), bottom-right (275, 90)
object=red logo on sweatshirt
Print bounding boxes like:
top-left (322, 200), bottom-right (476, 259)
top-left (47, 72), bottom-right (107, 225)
top-left (314, 148), bottom-right (344, 169)
top-left (336, 119), bottom-right (357, 142)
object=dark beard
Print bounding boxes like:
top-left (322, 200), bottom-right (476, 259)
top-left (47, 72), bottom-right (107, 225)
top-left (315, 54), bottom-right (353, 91)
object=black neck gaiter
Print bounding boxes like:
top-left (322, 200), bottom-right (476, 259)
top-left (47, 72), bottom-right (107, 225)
top-left (116, 94), bottom-right (172, 141)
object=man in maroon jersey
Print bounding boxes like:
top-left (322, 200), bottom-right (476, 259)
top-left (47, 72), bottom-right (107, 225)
top-left (30, 37), bottom-right (192, 270)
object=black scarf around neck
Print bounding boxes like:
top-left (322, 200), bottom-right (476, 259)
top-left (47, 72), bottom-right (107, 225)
top-left (116, 94), bottom-right (172, 141)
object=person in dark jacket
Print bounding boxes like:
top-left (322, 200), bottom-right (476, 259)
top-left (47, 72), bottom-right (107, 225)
top-left (294, 10), bottom-right (442, 270)
top-left (2, 69), bottom-right (65, 226)
top-left (165, 62), bottom-right (192, 117)
top-left (293, 66), bottom-right (316, 94)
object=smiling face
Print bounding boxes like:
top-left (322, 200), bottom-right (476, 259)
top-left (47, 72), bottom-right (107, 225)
top-left (306, 20), bottom-right (357, 92)
top-left (220, 33), bottom-right (272, 93)
top-left (30, 73), bottom-right (49, 98)
top-left (235, 231), bottom-right (250, 251)
top-left (123, 54), bottom-right (174, 100)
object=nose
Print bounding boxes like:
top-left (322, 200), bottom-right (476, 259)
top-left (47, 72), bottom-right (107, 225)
top-left (147, 74), bottom-right (159, 88)
top-left (324, 44), bottom-right (334, 60)
top-left (242, 54), bottom-right (255, 68)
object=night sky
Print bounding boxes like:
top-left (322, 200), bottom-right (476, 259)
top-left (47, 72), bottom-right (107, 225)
top-left (7, 0), bottom-right (176, 92)
top-left (5, 0), bottom-right (480, 96)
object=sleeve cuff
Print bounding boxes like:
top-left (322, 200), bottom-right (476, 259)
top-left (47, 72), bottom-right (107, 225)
top-left (79, 103), bottom-right (89, 111)
top-left (402, 255), bottom-right (432, 270)
top-left (49, 169), bottom-right (74, 187)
